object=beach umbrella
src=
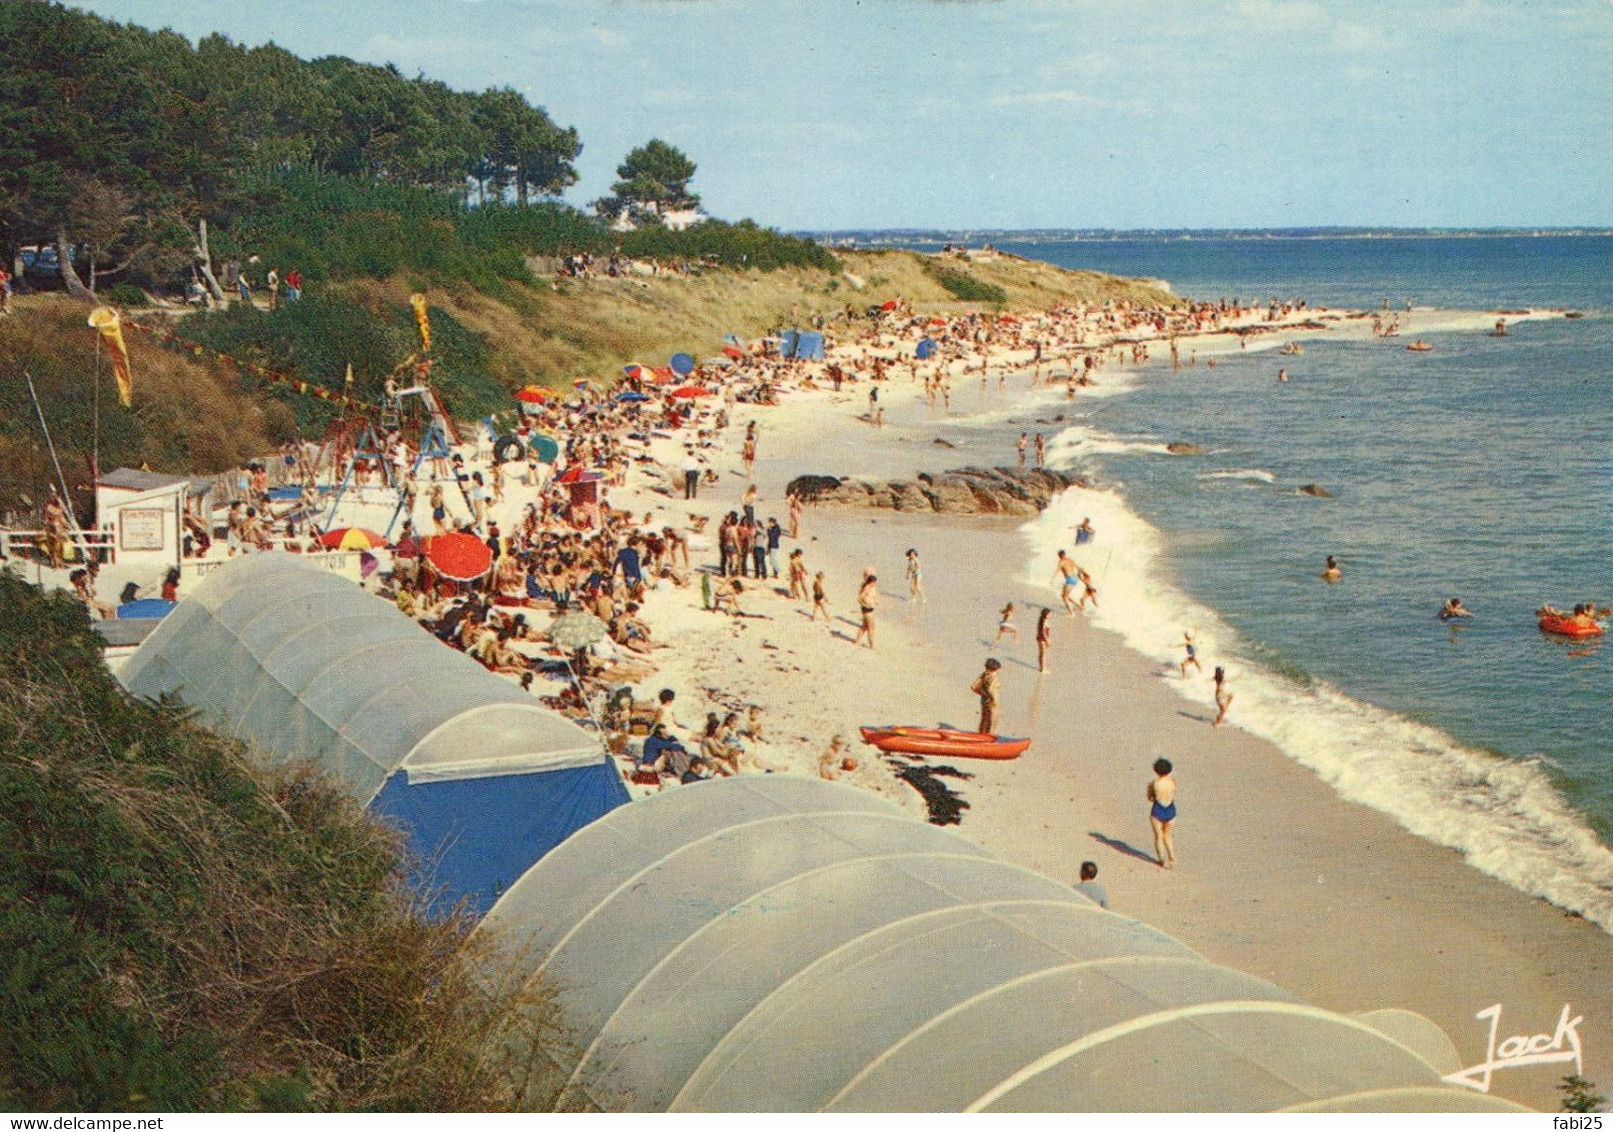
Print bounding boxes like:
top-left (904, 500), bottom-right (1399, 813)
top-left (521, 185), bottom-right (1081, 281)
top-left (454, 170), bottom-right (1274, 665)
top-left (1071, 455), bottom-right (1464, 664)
top-left (669, 384), bottom-right (713, 399)
top-left (722, 344), bottom-right (745, 360)
top-left (319, 526), bottom-right (386, 550)
top-left (928, 317), bottom-right (949, 327)
top-left (117, 598), bottom-right (177, 619)
top-left (651, 367), bottom-right (677, 384)
top-left (615, 391), bottom-right (651, 403)
top-left (880, 299), bottom-right (899, 311)
top-left (557, 465), bottom-right (603, 485)
top-left (515, 386), bottom-right (552, 404)
top-left (527, 433), bottom-right (561, 463)
top-left (425, 532), bottom-right (494, 582)
top-left (573, 379), bottom-right (597, 390)
top-left (670, 352), bottom-right (696, 375)
top-left (916, 337), bottom-right (938, 360)
top-left (548, 611), bottom-right (608, 651)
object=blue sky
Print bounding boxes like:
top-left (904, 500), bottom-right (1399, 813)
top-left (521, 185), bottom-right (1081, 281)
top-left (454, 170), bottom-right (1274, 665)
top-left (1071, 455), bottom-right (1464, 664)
top-left (73, 0), bottom-right (1613, 230)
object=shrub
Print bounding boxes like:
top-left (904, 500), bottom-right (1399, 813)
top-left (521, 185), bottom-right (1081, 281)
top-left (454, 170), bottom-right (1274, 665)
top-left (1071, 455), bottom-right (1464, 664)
top-left (924, 264), bottom-right (1008, 305)
top-left (97, 283), bottom-right (150, 307)
top-left (618, 218), bottom-right (838, 272)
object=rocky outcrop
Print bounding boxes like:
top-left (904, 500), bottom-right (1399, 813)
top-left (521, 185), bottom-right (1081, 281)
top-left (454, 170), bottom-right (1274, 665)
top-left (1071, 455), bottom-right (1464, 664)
top-left (787, 466), bottom-right (1089, 517)
top-left (1297, 483), bottom-right (1333, 498)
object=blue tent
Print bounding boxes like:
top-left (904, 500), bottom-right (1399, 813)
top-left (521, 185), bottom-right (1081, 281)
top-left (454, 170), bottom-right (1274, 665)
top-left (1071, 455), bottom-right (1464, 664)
top-left (780, 330), bottom-right (824, 361)
top-left (372, 762), bottom-right (630, 916)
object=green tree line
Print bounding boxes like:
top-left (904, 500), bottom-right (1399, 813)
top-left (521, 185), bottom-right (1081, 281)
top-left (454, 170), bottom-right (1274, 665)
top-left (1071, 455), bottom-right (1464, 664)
top-left (0, 1), bottom-right (832, 299)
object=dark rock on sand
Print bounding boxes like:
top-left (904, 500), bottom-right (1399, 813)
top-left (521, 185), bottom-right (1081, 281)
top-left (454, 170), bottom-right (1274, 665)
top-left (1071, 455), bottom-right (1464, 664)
top-left (788, 466), bottom-right (1089, 517)
top-left (1166, 442), bottom-right (1206, 455)
top-left (932, 437), bottom-right (956, 448)
top-left (1297, 483), bottom-right (1333, 498)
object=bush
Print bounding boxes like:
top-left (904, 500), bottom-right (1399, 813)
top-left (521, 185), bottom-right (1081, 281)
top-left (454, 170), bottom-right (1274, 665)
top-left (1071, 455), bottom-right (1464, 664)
top-left (97, 283), bottom-right (150, 307)
top-left (0, 574), bottom-right (570, 1111)
top-left (924, 264), bottom-right (1008, 305)
top-left (618, 218), bottom-right (838, 272)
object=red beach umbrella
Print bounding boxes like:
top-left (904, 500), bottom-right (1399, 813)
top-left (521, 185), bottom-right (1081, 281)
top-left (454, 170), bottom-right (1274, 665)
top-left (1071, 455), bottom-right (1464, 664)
top-left (424, 532), bottom-right (494, 581)
top-left (722, 345), bottom-right (745, 360)
top-left (880, 299), bottom-right (899, 311)
top-left (651, 367), bottom-right (677, 384)
top-left (515, 386), bottom-right (552, 404)
top-left (669, 384), bottom-right (713, 399)
top-left (556, 465), bottom-right (603, 484)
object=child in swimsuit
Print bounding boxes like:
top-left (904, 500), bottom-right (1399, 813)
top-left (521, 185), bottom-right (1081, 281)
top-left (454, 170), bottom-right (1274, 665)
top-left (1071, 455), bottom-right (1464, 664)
top-left (1178, 633), bottom-right (1201, 677)
top-left (991, 602), bottom-right (1019, 647)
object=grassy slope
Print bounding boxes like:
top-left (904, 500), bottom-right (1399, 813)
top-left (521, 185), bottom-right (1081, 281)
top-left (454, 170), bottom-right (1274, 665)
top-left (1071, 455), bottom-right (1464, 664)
top-left (0, 250), bottom-right (1173, 511)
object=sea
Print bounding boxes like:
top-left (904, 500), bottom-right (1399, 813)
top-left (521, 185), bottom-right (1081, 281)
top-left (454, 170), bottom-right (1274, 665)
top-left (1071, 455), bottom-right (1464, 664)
top-left (903, 234), bottom-right (1613, 929)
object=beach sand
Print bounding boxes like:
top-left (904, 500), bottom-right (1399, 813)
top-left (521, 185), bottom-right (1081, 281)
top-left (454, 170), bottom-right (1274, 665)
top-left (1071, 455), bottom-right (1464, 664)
top-left (608, 305), bottom-right (1612, 1112)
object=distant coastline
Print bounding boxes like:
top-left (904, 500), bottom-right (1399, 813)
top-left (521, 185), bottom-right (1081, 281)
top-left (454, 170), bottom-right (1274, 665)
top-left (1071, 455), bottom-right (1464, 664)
top-left (809, 227), bottom-right (1613, 245)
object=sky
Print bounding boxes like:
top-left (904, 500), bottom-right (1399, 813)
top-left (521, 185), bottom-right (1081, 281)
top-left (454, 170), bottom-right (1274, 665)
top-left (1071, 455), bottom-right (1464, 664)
top-left (72, 0), bottom-right (1613, 231)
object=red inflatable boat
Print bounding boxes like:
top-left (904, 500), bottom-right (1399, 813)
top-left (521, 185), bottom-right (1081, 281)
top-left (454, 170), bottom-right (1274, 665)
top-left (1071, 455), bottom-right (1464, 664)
top-left (1538, 615), bottom-right (1604, 638)
top-left (859, 726), bottom-right (1031, 760)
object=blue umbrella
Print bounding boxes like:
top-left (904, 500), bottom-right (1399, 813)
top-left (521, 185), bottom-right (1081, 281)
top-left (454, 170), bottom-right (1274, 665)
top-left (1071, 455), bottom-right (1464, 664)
top-left (118, 599), bottom-right (177, 619)
top-left (916, 337), bottom-right (938, 360)
top-left (528, 433), bottom-right (561, 463)
top-left (615, 391), bottom-right (651, 403)
top-left (670, 352), bottom-right (696, 375)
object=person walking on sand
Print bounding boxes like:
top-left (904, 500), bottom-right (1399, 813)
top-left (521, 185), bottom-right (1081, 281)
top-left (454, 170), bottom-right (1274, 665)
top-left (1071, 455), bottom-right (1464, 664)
top-left (788, 491), bottom-right (803, 539)
top-left (1053, 549), bottom-right (1080, 615)
top-left (853, 572), bottom-right (878, 648)
top-left (788, 549), bottom-right (809, 600)
top-left (905, 548), bottom-right (925, 602)
top-left (1035, 608), bottom-right (1053, 673)
top-left (810, 571), bottom-right (830, 621)
top-left (1212, 665), bottom-right (1233, 728)
top-left (1147, 758), bottom-right (1178, 869)
top-left (971, 657), bottom-right (1003, 735)
top-left (991, 601), bottom-right (1020, 648)
top-left (1178, 631), bottom-right (1202, 677)
top-left (682, 447), bottom-right (701, 500)
top-left (1017, 432), bottom-right (1028, 467)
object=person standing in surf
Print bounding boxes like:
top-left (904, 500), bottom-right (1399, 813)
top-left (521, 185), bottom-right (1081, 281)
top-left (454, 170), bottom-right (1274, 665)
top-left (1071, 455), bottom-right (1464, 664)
top-left (1213, 666), bottom-right (1233, 728)
top-left (1035, 608), bottom-right (1053, 673)
top-left (1053, 549), bottom-right (1080, 615)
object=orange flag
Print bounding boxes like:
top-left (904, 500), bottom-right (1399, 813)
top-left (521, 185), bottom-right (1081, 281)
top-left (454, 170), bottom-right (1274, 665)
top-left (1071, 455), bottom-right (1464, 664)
top-left (88, 307), bottom-right (133, 407)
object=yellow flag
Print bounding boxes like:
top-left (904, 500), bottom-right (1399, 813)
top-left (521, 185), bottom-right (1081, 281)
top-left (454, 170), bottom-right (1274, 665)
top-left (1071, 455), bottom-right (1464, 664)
top-left (88, 306), bottom-right (133, 407)
top-left (345, 362), bottom-right (354, 387)
top-left (410, 293), bottom-right (432, 354)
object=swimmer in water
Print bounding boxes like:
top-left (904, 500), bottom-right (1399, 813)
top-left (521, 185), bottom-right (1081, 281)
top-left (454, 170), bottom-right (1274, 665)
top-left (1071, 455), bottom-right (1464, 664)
top-left (1147, 758), bottom-right (1178, 869)
top-left (1439, 597), bottom-right (1473, 622)
top-left (1321, 555), bottom-right (1342, 584)
top-left (1073, 517), bottom-right (1095, 545)
top-left (1277, 368), bottom-right (1288, 383)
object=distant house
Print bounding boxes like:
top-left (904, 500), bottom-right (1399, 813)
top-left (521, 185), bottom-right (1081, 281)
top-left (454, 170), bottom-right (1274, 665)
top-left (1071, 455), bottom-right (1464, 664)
top-left (95, 468), bottom-right (218, 569)
top-left (606, 202), bottom-right (711, 233)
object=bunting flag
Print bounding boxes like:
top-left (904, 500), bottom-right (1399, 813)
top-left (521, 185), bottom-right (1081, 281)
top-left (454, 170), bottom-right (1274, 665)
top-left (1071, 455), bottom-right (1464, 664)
top-left (122, 318), bottom-right (365, 410)
top-left (88, 306), bottom-right (133, 407)
top-left (410, 293), bottom-right (432, 354)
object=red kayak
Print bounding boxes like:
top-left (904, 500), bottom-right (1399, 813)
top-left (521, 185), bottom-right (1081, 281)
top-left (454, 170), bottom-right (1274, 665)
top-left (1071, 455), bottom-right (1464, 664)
top-left (859, 726), bottom-right (1030, 760)
top-left (1539, 615), bottom-right (1604, 639)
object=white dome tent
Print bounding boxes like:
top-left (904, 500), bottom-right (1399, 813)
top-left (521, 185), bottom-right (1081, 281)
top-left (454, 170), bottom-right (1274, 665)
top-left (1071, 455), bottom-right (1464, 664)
top-left (480, 776), bottom-right (1522, 1113)
top-left (118, 553), bottom-right (629, 913)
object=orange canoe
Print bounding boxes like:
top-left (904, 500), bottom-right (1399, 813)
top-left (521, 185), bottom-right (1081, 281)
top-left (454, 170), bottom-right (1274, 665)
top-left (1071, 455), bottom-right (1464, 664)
top-left (859, 726), bottom-right (1030, 760)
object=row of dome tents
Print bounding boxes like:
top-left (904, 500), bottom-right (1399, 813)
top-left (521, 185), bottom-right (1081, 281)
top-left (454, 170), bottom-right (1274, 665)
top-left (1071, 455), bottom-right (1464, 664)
top-left (115, 554), bottom-right (1524, 1112)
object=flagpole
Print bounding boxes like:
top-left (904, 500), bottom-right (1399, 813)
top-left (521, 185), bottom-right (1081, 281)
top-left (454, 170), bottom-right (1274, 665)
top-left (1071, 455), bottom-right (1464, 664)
top-left (25, 370), bottom-right (90, 562)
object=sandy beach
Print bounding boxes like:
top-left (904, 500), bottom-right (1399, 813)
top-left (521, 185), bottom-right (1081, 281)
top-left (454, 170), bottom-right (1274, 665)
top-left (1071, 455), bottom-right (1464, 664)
top-left (594, 304), bottom-right (1612, 1112)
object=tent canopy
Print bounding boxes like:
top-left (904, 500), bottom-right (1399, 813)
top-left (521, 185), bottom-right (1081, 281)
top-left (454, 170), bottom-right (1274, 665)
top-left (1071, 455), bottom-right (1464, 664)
top-left (479, 777), bottom-right (1523, 1113)
top-left (119, 554), bottom-right (601, 800)
top-left (118, 554), bottom-right (629, 914)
